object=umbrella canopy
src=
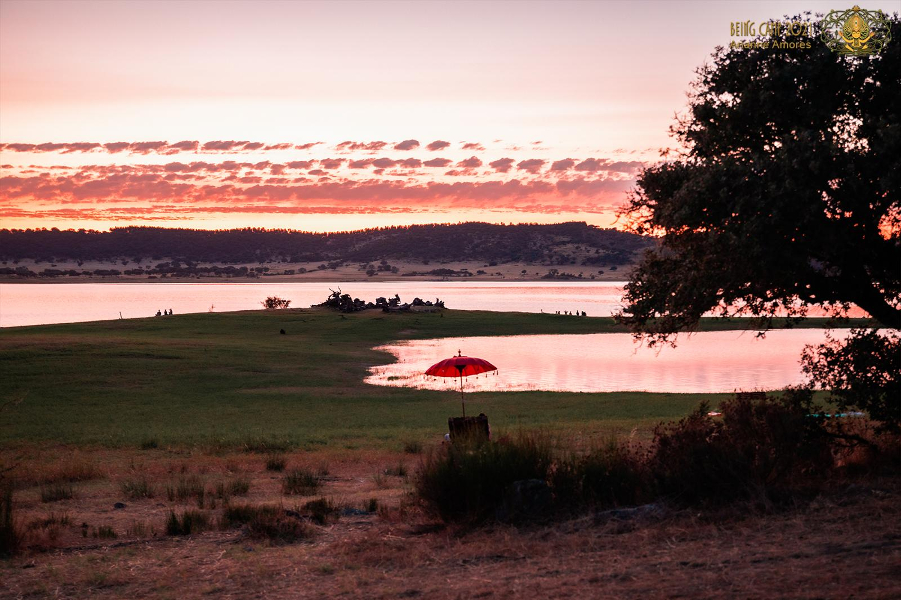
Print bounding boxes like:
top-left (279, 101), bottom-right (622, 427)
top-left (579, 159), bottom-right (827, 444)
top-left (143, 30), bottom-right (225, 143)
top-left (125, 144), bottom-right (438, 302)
top-left (425, 353), bottom-right (497, 378)
top-left (425, 350), bottom-right (497, 417)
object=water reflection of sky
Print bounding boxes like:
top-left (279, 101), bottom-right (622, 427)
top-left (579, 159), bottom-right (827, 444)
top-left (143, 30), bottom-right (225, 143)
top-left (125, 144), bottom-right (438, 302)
top-left (1, 281), bottom-right (866, 327)
top-left (366, 330), bottom-right (854, 394)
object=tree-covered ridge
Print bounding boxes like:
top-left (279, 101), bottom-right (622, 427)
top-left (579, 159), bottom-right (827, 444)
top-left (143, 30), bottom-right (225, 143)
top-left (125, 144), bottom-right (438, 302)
top-left (0, 222), bottom-right (653, 265)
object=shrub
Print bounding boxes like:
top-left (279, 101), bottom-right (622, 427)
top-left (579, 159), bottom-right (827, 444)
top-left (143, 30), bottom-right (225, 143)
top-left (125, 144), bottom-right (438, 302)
top-left (247, 513), bottom-right (314, 543)
top-left (121, 476), bottom-right (154, 500)
top-left (166, 476), bottom-right (205, 503)
top-left (802, 329), bottom-right (900, 433)
top-left (648, 395), bottom-right (833, 506)
top-left (221, 503), bottom-right (315, 542)
top-left (553, 440), bottom-right (648, 510)
top-left (302, 498), bottom-right (339, 525)
top-left (415, 433), bottom-right (553, 523)
top-left (227, 477), bottom-right (251, 496)
top-left (261, 296), bottom-right (291, 309)
top-left (220, 504), bottom-right (280, 529)
top-left (166, 510), bottom-right (210, 535)
top-left (282, 469), bottom-right (321, 496)
top-left (265, 454), bottom-right (287, 472)
top-left (40, 482), bottom-right (74, 503)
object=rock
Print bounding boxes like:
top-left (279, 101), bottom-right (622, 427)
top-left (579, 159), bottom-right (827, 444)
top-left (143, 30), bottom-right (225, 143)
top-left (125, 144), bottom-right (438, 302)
top-left (341, 507), bottom-right (368, 516)
top-left (113, 502), bottom-right (126, 509)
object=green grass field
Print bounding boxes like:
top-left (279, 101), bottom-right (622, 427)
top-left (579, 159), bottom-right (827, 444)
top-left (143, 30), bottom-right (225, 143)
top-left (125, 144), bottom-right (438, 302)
top-left (0, 309), bottom-right (856, 449)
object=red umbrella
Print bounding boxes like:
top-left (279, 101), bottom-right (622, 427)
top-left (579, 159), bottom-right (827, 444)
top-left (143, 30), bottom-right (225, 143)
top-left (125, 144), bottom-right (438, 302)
top-left (425, 350), bottom-right (497, 417)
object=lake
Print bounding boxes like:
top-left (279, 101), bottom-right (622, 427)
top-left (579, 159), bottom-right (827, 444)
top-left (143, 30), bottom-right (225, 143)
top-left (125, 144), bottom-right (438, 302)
top-left (365, 329), bottom-right (851, 394)
top-left (0, 281), bottom-right (629, 327)
top-left (0, 281), bottom-right (868, 328)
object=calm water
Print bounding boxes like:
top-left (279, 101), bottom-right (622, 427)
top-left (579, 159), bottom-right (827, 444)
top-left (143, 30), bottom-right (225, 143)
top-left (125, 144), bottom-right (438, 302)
top-left (0, 281), bottom-right (629, 327)
top-left (365, 329), bottom-right (852, 394)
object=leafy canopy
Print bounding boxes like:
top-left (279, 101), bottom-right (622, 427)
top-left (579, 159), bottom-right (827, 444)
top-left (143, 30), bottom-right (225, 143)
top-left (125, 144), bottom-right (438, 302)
top-left (620, 15), bottom-right (900, 336)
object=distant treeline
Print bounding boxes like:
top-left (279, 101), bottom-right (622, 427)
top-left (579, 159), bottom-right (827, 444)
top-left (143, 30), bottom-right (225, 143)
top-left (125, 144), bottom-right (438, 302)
top-left (0, 222), bottom-right (654, 266)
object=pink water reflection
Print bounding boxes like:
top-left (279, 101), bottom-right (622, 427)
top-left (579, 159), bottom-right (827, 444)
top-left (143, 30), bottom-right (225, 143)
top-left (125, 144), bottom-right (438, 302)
top-left (366, 329), bottom-right (853, 394)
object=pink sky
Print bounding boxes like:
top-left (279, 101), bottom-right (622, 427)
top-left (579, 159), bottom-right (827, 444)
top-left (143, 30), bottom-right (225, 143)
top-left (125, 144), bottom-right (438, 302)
top-left (1, 0), bottom-right (894, 232)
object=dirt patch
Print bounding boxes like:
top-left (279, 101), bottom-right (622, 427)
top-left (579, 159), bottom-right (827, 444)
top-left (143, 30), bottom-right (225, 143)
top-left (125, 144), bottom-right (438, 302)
top-left (2, 447), bottom-right (898, 599)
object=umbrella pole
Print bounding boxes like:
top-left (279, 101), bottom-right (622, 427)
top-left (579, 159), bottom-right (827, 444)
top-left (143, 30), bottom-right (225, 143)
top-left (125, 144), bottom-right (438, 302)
top-left (460, 374), bottom-right (465, 418)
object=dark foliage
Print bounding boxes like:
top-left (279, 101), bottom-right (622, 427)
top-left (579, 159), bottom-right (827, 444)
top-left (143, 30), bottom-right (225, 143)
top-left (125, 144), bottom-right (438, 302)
top-left (619, 16), bottom-right (900, 335)
top-left (415, 392), bottom-right (867, 523)
top-left (619, 15), bottom-right (900, 428)
top-left (553, 441), bottom-right (648, 509)
top-left (415, 433), bottom-right (553, 523)
top-left (802, 329), bottom-right (901, 432)
top-left (261, 296), bottom-right (291, 309)
top-left (165, 509), bottom-right (210, 535)
top-left (648, 395), bottom-right (833, 506)
top-left (0, 222), bottom-right (652, 266)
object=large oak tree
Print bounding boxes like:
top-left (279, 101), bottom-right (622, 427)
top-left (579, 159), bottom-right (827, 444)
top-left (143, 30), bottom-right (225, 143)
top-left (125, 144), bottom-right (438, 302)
top-left (620, 15), bottom-right (900, 427)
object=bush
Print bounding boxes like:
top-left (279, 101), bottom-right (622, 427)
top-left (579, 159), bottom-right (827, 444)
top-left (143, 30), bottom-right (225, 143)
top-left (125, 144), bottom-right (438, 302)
top-left (415, 433), bottom-right (553, 523)
top-left (648, 394), bottom-right (833, 506)
top-left (302, 498), bottom-right (339, 525)
top-left (166, 510), bottom-right (210, 535)
top-left (282, 469), bottom-right (321, 496)
top-left (221, 504), bottom-right (315, 543)
top-left (40, 482), bottom-right (75, 503)
top-left (166, 476), bottom-right (205, 503)
top-left (220, 504), bottom-right (280, 529)
top-left (553, 441), bottom-right (648, 510)
top-left (261, 296), bottom-right (291, 309)
top-left (802, 329), bottom-right (900, 433)
top-left (265, 454), bottom-right (287, 472)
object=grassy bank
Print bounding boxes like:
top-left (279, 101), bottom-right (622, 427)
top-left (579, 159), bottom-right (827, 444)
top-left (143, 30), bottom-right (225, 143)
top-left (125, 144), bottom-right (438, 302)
top-left (0, 309), bottom-right (859, 449)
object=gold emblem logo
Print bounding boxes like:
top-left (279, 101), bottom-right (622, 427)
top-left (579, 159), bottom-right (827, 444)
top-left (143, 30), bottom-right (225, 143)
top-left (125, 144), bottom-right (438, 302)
top-left (820, 5), bottom-right (892, 55)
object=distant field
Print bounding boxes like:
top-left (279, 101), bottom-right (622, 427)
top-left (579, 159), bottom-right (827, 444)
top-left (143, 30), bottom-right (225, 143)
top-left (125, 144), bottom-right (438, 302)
top-left (0, 310), bottom-right (858, 449)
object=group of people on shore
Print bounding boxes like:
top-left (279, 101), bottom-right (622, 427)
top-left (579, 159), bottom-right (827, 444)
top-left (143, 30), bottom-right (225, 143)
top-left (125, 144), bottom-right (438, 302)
top-left (541, 309), bottom-right (588, 316)
top-left (155, 309), bottom-right (174, 317)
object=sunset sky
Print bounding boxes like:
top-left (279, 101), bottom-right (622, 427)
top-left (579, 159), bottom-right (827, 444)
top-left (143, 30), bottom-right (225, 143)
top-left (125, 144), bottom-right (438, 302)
top-left (1, 0), bottom-right (895, 232)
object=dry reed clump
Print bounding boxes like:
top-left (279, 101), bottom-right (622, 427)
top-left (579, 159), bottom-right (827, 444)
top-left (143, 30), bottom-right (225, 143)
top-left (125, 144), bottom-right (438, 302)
top-left (265, 454), bottom-right (287, 472)
top-left (40, 482), bottom-right (75, 503)
top-left (219, 503), bottom-right (316, 543)
top-left (166, 475), bottom-right (206, 503)
top-left (166, 510), bottom-right (210, 535)
top-left (282, 468), bottom-right (321, 495)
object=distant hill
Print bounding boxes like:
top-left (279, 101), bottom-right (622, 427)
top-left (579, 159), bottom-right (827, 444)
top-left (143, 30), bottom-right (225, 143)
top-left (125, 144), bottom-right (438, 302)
top-left (0, 222), bottom-right (654, 267)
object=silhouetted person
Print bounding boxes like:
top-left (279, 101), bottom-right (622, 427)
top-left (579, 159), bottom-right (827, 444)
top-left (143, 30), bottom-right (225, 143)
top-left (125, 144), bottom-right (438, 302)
top-left (156, 310), bottom-right (161, 317)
